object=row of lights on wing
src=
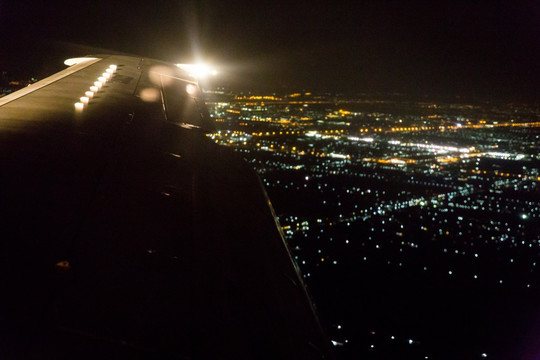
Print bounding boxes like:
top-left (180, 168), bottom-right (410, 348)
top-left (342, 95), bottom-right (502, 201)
top-left (74, 64), bottom-right (117, 111)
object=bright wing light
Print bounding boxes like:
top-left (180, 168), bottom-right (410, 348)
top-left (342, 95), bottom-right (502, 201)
top-left (64, 57), bottom-right (98, 66)
top-left (176, 63), bottom-right (218, 78)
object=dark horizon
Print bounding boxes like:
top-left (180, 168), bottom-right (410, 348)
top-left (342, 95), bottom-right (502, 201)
top-left (1, 1), bottom-right (539, 101)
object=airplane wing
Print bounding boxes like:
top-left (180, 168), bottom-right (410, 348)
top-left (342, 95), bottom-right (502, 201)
top-left (0, 55), bottom-right (332, 359)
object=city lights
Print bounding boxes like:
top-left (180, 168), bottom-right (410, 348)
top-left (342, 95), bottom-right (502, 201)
top-left (205, 89), bottom-right (539, 359)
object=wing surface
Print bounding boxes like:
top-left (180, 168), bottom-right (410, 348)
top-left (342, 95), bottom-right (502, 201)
top-left (0, 55), bottom-right (332, 359)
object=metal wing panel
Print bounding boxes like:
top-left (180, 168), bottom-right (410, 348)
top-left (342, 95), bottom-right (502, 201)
top-left (0, 55), bottom-right (332, 359)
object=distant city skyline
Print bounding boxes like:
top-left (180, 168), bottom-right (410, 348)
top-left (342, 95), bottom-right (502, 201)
top-left (1, 0), bottom-right (538, 100)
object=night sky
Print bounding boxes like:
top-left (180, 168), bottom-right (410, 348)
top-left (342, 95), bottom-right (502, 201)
top-left (1, 0), bottom-right (538, 100)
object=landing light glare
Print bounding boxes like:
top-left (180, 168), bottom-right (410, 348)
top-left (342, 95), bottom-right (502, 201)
top-left (176, 63), bottom-right (218, 78)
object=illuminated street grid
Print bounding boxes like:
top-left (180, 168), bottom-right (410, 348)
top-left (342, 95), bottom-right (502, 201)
top-left (206, 90), bottom-right (540, 360)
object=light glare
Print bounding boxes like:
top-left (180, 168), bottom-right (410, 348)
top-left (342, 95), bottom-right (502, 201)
top-left (176, 63), bottom-right (218, 78)
top-left (139, 88), bottom-right (160, 102)
top-left (64, 57), bottom-right (98, 66)
top-left (186, 84), bottom-right (198, 96)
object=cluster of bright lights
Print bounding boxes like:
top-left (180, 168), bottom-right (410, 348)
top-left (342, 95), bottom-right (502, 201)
top-left (389, 140), bottom-right (474, 154)
top-left (349, 136), bottom-right (374, 143)
top-left (304, 130), bottom-right (343, 140)
top-left (176, 63), bottom-right (218, 78)
top-left (328, 153), bottom-right (348, 159)
top-left (487, 151), bottom-right (526, 160)
top-left (74, 64), bottom-right (117, 111)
